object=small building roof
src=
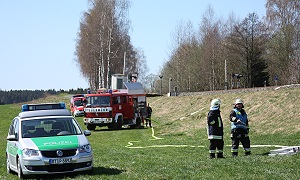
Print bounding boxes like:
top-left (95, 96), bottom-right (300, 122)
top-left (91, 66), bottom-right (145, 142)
top-left (123, 82), bottom-right (144, 94)
top-left (124, 82), bottom-right (143, 90)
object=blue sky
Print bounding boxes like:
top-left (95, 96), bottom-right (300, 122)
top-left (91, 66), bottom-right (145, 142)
top-left (0, 0), bottom-right (266, 90)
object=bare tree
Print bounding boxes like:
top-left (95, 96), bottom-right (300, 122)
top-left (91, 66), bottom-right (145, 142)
top-left (265, 0), bottom-right (300, 84)
top-left (134, 48), bottom-right (149, 86)
top-left (161, 5), bottom-right (231, 92)
top-left (198, 6), bottom-right (225, 91)
top-left (163, 20), bottom-right (201, 93)
top-left (158, 1), bottom-right (300, 92)
top-left (75, 0), bottom-right (141, 90)
top-left (229, 12), bottom-right (269, 88)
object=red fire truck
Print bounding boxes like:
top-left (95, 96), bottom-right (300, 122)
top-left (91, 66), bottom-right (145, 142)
top-left (70, 94), bottom-right (85, 117)
top-left (83, 79), bottom-right (147, 130)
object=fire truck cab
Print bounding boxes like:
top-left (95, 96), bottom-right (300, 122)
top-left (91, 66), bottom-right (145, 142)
top-left (83, 75), bottom-right (147, 130)
top-left (70, 94), bottom-right (85, 117)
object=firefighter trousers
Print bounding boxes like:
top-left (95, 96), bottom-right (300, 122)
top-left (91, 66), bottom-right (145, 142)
top-left (231, 128), bottom-right (251, 155)
top-left (145, 116), bottom-right (152, 127)
top-left (209, 139), bottom-right (224, 153)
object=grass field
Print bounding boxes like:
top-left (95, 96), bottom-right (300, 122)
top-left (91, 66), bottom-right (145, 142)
top-left (0, 88), bottom-right (300, 179)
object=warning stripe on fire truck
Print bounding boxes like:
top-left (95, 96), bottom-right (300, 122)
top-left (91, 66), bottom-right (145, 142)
top-left (84, 107), bottom-right (112, 112)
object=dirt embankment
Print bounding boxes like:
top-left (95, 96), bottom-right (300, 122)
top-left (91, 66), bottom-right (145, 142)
top-left (178, 84), bottom-right (300, 96)
top-left (148, 84), bottom-right (300, 135)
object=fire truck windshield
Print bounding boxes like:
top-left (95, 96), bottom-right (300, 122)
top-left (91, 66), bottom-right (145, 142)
top-left (87, 96), bottom-right (110, 107)
top-left (74, 100), bottom-right (83, 107)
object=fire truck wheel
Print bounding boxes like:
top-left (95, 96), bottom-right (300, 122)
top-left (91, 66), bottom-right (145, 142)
top-left (116, 118), bottom-right (123, 129)
top-left (87, 124), bottom-right (96, 130)
top-left (107, 125), bottom-right (114, 129)
top-left (129, 125), bottom-right (135, 129)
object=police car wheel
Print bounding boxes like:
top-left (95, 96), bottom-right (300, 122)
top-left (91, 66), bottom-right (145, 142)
top-left (6, 155), bottom-right (11, 174)
top-left (85, 167), bottom-right (94, 175)
top-left (17, 158), bottom-right (23, 179)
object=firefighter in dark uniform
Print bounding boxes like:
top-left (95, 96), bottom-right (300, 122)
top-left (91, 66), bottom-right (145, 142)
top-left (207, 99), bottom-right (224, 159)
top-left (229, 99), bottom-right (251, 157)
top-left (145, 103), bottom-right (152, 128)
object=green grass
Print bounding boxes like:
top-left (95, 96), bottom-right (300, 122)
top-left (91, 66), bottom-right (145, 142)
top-left (1, 89), bottom-right (300, 179)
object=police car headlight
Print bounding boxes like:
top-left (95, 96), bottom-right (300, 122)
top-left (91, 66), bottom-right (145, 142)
top-left (79, 144), bottom-right (92, 153)
top-left (23, 148), bottom-right (40, 157)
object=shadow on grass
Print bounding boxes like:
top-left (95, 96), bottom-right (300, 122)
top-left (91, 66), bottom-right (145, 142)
top-left (234, 152), bottom-right (270, 157)
top-left (258, 152), bottom-right (270, 156)
top-left (94, 166), bottom-right (125, 175)
top-left (24, 166), bottom-right (124, 179)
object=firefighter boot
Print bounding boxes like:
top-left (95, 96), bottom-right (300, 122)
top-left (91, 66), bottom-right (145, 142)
top-left (209, 153), bottom-right (215, 159)
top-left (245, 151), bottom-right (251, 156)
top-left (232, 152), bottom-right (238, 157)
top-left (217, 153), bottom-right (225, 158)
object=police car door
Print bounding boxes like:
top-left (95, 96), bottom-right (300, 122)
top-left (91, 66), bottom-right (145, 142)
top-left (7, 118), bottom-right (19, 168)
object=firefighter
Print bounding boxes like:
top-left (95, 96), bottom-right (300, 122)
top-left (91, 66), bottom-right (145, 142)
top-left (229, 98), bottom-right (251, 157)
top-left (145, 103), bottom-right (152, 127)
top-left (207, 99), bottom-right (225, 159)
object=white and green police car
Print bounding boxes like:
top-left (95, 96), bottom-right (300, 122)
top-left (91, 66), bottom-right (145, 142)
top-left (6, 103), bottom-right (93, 178)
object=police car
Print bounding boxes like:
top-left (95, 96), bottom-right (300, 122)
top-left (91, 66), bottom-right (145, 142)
top-left (6, 103), bottom-right (93, 178)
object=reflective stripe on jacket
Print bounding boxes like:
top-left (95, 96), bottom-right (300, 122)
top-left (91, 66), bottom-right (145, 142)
top-left (231, 109), bottom-right (248, 130)
top-left (207, 109), bottom-right (223, 140)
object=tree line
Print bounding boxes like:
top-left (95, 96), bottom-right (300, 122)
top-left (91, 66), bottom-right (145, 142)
top-left (0, 88), bottom-right (87, 105)
top-left (74, 0), bottom-right (299, 94)
top-left (154, 0), bottom-right (300, 94)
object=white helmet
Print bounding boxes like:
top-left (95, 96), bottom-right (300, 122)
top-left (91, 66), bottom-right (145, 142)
top-left (211, 99), bottom-right (221, 107)
top-left (235, 99), bottom-right (244, 105)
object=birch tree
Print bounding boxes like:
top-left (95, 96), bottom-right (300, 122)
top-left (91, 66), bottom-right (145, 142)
top-left (75, 0), bottom-right (142, 90)
top-left (265, 0), bottom-right (300, 84)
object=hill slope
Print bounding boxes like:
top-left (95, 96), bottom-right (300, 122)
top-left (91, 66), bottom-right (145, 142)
top-left (148, 86), bottom-right (300, 135)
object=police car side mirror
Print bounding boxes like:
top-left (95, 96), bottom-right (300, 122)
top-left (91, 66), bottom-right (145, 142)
top-left (84, 130), bottom-right (91, 136)
top-left (7, 135), bottom-right (18, 141)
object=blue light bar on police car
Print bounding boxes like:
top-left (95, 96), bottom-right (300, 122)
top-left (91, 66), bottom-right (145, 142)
top-left (21, 102), bottom-right (66, 112)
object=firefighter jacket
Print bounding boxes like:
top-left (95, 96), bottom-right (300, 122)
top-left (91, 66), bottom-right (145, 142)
top-left (230, 108), bottom-right (249, 131)
top-left (207, 109), bottom-right (224, 139)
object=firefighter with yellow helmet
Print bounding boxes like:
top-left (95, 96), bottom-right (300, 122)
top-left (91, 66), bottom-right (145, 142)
top-left (207, 98), bottom-right (225, 159)
top-left (229, 98), bottom-right (251, 157)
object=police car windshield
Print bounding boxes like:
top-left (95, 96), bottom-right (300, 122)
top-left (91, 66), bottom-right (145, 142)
top-left (87, 96), bottom-right (110, 107)
top-left (21, 118), bottom-right (82, 138)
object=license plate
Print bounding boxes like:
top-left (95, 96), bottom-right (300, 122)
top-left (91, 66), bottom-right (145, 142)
top-left (94, 119), bottom-right (104, 123)
top-left (49, 158), bottom-right (72, 164)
